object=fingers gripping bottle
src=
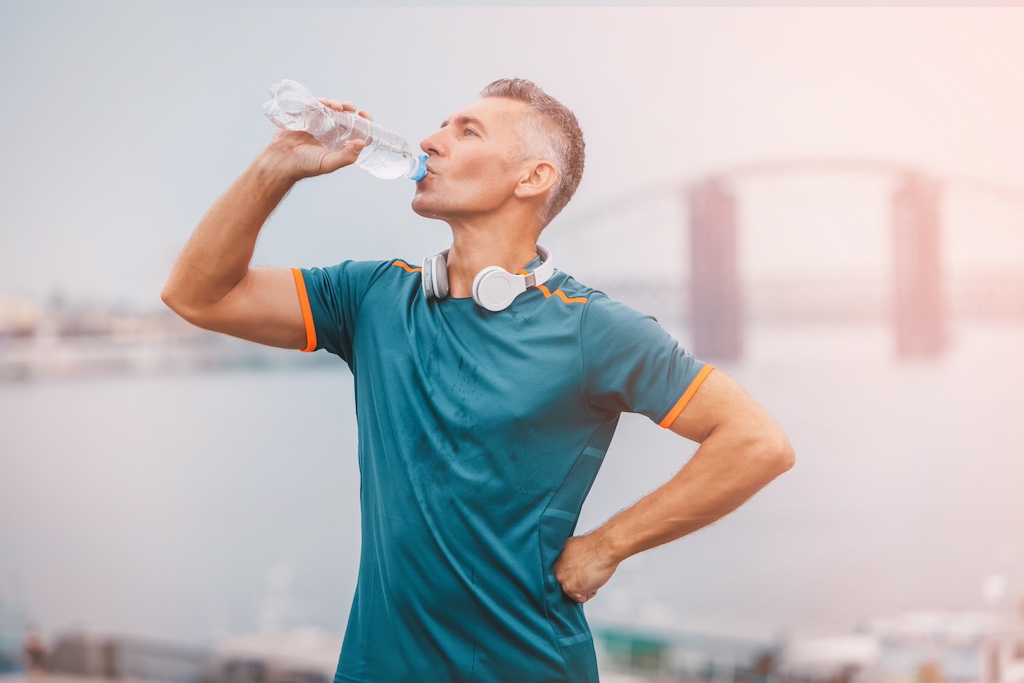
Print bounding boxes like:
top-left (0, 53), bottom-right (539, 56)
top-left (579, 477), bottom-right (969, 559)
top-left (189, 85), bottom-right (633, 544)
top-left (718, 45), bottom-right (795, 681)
top-left (263, 79), bottom-right (427, 181)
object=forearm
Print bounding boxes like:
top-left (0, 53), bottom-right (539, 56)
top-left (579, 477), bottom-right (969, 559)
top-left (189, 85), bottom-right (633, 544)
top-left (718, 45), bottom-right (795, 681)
top-left (162, 152), bottom-right (295, 318)
top-left (591, 426), bottom-right (793, 563)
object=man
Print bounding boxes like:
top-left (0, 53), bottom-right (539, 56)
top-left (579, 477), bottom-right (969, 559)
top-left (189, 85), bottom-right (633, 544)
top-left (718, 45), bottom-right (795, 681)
top-left (162, 78), bottom-right (794, 683)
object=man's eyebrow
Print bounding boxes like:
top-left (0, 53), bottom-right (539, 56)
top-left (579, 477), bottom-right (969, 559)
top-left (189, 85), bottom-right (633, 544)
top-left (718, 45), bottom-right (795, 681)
top-left (439, 115), bottom-right (488, 132)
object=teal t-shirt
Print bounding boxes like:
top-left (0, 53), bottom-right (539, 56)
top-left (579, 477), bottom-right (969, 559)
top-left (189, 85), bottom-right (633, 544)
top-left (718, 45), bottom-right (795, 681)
top-left (295, 258), bottom-right (712, 683)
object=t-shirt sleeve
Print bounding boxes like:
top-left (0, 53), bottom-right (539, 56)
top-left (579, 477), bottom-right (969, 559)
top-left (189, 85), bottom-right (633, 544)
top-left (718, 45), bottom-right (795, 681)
top-left (291, 260), bottom-right (393, 362)
top-left (580, 293), bottom-right (714, 428)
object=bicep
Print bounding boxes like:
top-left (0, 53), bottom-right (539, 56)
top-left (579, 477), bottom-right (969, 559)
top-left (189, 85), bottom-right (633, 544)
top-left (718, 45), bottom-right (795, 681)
top-left (666, 368), bottom-right (779, 444)
top-left (199, 267), bottom-right (308, 350)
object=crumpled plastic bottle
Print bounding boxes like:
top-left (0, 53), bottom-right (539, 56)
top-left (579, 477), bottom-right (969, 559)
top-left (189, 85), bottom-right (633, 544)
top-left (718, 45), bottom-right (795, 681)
top-left (263, 79), bottom-right (427, 181)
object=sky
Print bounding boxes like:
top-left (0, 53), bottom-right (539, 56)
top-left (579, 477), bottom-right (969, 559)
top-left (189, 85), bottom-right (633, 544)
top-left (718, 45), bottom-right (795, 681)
top-left (3, 3), bottom-right (1024, 309)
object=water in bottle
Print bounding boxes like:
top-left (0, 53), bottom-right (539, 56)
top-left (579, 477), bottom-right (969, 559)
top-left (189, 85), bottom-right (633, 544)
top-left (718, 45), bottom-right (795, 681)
top-left (263, 79), bottom-right (427, 181)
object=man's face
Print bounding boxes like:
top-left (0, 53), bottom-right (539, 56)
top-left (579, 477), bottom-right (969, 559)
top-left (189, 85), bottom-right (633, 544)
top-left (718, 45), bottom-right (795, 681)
top-left (411, 97), bottom-right (533, 222)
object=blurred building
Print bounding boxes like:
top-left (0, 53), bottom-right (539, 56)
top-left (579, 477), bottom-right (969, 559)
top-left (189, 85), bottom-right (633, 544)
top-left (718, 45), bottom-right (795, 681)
top-left (858, 609), bottom-right (1024, 683)
top-left (0, 297), bottom-right (42, 340)
top-left (0, 595), bottom-right (30, 674)
top-left (48, 632), bottom-right (210, 683)
top-left (594, 625), bottom-right (786, 682)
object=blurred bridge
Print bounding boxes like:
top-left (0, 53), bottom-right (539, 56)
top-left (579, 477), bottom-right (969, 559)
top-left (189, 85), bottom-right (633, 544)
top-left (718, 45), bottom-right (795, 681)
top-left (567, 158), bottom-right (1024, 361)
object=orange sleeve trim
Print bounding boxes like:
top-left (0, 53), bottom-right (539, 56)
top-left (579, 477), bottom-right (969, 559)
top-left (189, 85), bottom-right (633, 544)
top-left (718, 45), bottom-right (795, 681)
top-left (291, 268), bottom-right (317, 353)
top-left (658, 364), bottom-right (715, 428)
top-left (393, 260), bottom-right (422, 273)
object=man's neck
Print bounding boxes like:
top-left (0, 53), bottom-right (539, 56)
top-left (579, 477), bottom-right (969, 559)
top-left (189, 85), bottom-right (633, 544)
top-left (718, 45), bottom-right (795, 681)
top-left (443, 218), bottom-right (541, 299)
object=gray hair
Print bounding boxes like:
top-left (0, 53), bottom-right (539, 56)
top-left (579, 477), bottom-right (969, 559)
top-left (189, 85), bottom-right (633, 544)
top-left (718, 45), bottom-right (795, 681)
top-left (480, 78), bottom-right (585, 229)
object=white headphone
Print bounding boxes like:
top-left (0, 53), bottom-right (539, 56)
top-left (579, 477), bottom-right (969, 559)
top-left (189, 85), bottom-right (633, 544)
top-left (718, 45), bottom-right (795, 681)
top-left (421, 245), bottom-right (555, 312)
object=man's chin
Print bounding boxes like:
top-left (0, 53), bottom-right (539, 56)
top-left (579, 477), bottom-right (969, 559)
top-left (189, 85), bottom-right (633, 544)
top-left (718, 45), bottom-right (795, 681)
top-left (410, 196), bottom-right (444, 220)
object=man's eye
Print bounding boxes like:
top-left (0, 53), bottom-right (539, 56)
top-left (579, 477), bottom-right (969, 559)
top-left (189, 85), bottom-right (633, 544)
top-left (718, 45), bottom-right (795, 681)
top-left (464, 128), bottom-right (477, 136)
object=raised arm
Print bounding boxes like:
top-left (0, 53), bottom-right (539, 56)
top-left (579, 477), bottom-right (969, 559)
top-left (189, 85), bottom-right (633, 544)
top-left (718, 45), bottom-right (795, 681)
top-left (554, 369), bottom-right (795, 602)
top-left (161, 99), bottom-right (371, 348)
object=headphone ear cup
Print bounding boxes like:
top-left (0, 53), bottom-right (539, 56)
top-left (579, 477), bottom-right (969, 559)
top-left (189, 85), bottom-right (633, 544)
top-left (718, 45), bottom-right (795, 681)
top-left (421, 253), bottom-right (450, 300)
top-left (421, 256), bottom-right (435, 299)
top-left (433, 255), bottom-right (449, 299)
top-left (472, 267), bottom-right (525, 312)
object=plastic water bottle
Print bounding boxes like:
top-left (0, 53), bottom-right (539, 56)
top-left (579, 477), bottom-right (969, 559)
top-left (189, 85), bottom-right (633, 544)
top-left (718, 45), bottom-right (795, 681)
top-left (263, 79), bottom-right (427, 181)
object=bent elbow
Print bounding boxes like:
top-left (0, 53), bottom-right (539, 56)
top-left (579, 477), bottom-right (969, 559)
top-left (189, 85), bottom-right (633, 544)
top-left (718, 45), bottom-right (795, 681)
top-left (161, 283), bottom-right (206, 328)
top-left (748, 425), bottom-right (795, 479)
top-left (765, 429), bottom-right (795, 476)
top-left (775, 435), bottom-right (796, 474)
top-left (160, 283), bottom-right (177, 311)
top-left (160, 283), bottom-right (190, 320)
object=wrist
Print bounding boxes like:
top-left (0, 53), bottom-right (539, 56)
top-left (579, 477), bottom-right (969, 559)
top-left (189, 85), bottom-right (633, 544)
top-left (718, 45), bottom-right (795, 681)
top-left (587, 524), bottom-right (630, 567)
top-left (252, 147), bottom-right (303, 187)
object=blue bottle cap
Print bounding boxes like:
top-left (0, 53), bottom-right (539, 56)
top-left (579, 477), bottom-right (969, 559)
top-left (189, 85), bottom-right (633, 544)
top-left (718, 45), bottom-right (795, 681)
top-left (410, 154), bottom-right (428, 181)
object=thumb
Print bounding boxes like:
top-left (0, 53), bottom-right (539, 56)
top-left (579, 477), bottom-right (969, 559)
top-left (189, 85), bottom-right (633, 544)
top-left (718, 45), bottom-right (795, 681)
top-left (320, 138), bottom-right (367, 175)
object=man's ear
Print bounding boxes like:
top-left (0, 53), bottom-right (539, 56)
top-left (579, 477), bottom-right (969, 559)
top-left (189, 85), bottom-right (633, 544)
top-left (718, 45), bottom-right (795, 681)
top-left (513, 160), bottom-right (558, 200)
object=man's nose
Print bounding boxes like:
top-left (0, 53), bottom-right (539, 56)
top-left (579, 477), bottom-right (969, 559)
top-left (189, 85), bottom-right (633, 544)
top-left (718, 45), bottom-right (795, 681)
top-left (420, 131), bottom-right (443, 156)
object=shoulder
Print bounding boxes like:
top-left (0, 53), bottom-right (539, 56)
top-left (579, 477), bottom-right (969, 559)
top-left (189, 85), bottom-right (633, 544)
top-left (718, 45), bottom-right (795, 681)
top-left (300, 259), bottom-right (424, 313)
top-left (559, 276), bottom-right (651, 325)
top-left (569, 279), bottom-right (676, 356)
top-left (309, 258), bottom-right (421, 285)
top-left (378, 258), bottom-right (425, 295)
top-left (387, 258), bottom-right (424, 277)
top-left (539, 271), bottom-right (603, 307)
top-left (536, 271), bottom-right (659, 328)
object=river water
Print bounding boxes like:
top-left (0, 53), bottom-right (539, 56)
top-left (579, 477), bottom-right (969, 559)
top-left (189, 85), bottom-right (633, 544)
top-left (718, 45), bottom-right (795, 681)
top-left (1, 320), bottom-right (1022, 646)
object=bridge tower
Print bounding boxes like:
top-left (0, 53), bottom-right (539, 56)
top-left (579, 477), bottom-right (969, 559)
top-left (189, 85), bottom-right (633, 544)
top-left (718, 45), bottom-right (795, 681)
top-left (892, 173), bottom-right (946, 358)
top-left (688, 179), bottom-right (742, 361)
